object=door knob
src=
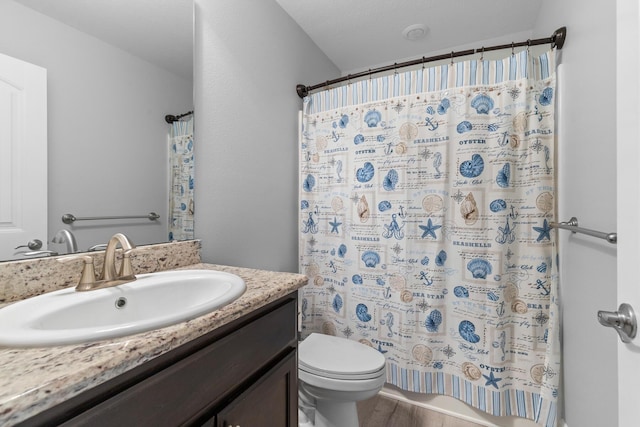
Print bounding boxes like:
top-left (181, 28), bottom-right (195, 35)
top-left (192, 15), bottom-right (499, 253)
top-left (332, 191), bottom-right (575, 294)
top-left (14, 239), bottom-right (43, 250)
top-left (597, 303), bottom-right (637, 343)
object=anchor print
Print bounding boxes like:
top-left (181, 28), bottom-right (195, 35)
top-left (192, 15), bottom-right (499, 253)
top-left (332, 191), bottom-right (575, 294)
top-left (509, 205), bottom-right (519, 220)
top-left (398, 205), bottom-right (407, 219)
top-left (384, 142), bottom-right (394, 155)
top-left (418, 271), bottom-right (434, 286)
top-left (536, 279), bottom-right (550, 296)
top-left (383, 287), bottom-right (392, 299)
top-left (425, 117), bottom-right (439, 131)
top-left (497, 131), bottom-right (509, 147)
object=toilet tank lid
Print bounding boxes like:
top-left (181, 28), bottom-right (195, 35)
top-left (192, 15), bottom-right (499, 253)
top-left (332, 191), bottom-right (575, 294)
top-left (298, 333), bottom-right (386, 375)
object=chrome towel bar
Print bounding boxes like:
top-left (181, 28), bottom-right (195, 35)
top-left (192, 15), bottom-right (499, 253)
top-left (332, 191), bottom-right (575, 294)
top-left (62, 212), bottom-right (160, 224)
top-left (550, 217), bottom-right (617, 244)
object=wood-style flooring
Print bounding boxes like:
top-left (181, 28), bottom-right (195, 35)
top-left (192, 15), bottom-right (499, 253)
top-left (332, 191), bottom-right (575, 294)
top-left (357, 394), bottom-right (484, 427)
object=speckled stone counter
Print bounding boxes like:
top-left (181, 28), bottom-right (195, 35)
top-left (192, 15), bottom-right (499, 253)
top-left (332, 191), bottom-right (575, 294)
top-left (0, 244), bottom-right (307, 425)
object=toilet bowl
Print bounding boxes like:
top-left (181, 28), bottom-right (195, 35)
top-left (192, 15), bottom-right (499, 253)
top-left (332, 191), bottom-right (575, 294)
top-left (298, 333), bottom-right (386, 427)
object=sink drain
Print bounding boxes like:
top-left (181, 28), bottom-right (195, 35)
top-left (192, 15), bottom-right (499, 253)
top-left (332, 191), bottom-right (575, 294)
top-left (115, 297), bottom-right (127, 309)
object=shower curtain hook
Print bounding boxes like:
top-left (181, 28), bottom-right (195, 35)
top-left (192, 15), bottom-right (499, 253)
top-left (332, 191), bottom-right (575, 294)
top-left (450, 51), bottom-right (454, 66)
top-left (527, 39), bottom-right (531, 54)
top-left (394, 63), bottom-right (398, 75)
top-left (422, 56), bottom-right (426, 70)
top-left (480, 47), bottom-right (484, 61)
top-left (369, 69), bottom-right (372, 80)
top-left (511, 42), bottom-right (515, 56)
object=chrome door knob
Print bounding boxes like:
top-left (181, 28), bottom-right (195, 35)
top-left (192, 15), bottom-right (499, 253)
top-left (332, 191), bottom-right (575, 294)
top-left (597, 303), bottom-right (637, 343)
top-left (14, 239), bottom-right (43, 250)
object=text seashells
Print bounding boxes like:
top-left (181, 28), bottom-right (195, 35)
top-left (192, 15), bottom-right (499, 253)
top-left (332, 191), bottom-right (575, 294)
top-left (425, 310), bottom-right (443, 332)
top-left (460, 192), bottom-right (479, 225)
top-left (460, 154), bottom-right (484, 178)
top-left (332, 294), bottom-right (343, 313)
top-left (467, 258), bottom-right (492, 279)
top-left (454, 285), bottom-right (469, 298)
top-left (361, 250), bottom-right (381, 268)
top-left (458, 320), bottom-right (481, 343)
top-left (435, 250), bottom-right (447, 266)
top-left (378, 200), bottom-right (392, 212)
top-left (457, 121), bottom-right (473, 134)
top-left (364, 109), bottom-right (382, 127)
top-left (489, 199), bottom-right (507, 212)
top-left (462, 362), bottom-right (482, 381)
top-left (302, 174), bottom-right (315, 192)
top-left (470, 93), bottom-right (494, 114)
top-left (383, 169), bottom-right (399, 191)
top-left (355, 303), bottom-right (372, 322)
top-left (357, 195), bottom-right (370, 223)
top-left (496, 163), bottom-right (510, 188)
top-left (356, 162), bottom-right (375, 183)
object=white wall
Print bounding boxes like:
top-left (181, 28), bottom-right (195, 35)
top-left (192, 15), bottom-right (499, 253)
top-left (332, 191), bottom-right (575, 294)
top-left (0, 1), bottom-right (193, 254)
top-left (193, 0), bottom-right (340, 272)
top-left (532, 3), bottom-right (618, 427)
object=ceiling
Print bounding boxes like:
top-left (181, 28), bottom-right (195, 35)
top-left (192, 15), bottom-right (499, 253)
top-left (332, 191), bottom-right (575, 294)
top-left (12, 0), bottom-right (543, 80)
top-left (13, 0), bottom-right (193, 81)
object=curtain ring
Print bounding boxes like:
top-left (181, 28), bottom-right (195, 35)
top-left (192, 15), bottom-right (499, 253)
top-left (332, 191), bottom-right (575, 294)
top-left (450, 51), bottom-right (454, 66)
top-left (422, 56), bottom-right (426, 70)
top-left (369, 69), bottom-right (372, 80)
top-left (527, 39), bottom-right (531, 54)
top-left (511, 42), bottom-right (515, 56)
top-left (394, 62), bottom-right (398, 75)
top-left (480, 46), bottom-right (484, 61)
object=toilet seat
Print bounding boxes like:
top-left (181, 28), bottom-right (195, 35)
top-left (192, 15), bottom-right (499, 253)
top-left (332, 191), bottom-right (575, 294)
top-left (298, 333), bottom-right (386, 381)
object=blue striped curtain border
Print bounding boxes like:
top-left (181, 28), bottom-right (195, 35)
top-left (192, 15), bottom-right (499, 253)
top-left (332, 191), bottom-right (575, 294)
top-left (304, 49), bottom-right (554, 115)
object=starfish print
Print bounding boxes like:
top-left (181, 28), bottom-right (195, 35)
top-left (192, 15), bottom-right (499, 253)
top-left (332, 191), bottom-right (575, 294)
top-left (533, 219), bottom-right (552, 242)
top-left (419, 218), bottom-right (442, 239)
top-left (329, 217), bottom-right (342, 234)
top-left (483, 371), bottom-right (502, 389)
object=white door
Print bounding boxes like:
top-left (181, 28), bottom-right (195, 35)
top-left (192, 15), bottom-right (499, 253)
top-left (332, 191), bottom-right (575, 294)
top-left (617, 1), bottom-right (640, 426)
top-left (0, 52), bottom-right (47, 260)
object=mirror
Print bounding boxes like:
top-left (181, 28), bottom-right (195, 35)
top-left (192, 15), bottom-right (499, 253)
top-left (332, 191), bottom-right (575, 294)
top-left (0, 0), bottom-right (193, 261)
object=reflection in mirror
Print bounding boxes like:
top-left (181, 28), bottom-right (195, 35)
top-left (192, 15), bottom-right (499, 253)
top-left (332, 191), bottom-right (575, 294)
top-left (0, 0), bottom-right (193, 261)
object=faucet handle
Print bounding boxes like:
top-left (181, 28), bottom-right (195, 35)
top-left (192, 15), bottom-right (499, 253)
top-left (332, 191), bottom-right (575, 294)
top-left (119, 249), bottom-right (136, 279)
top-left (58, 255), bottom-right (97, 291)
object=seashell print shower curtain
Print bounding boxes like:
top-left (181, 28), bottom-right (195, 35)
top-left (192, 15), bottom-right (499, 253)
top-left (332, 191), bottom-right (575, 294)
top-left (299, 49), bottom-right (560, 426)
top-left (169, 117), bottom-right (195, 241)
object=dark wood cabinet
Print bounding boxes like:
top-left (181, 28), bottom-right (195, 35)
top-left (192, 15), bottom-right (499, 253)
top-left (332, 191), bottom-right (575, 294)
top-left (19, 293), bottom-right (298, 427)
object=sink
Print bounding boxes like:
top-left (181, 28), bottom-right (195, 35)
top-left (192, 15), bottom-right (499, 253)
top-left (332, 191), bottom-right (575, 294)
top-left (0, 269), bottom-right (246, 347)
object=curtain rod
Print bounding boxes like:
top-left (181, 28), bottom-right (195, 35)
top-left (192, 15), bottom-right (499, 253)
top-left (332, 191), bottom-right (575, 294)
top-left (165, 110), bottom-right (194, 124)
top-left (296, 26), bottom-right (566, 98)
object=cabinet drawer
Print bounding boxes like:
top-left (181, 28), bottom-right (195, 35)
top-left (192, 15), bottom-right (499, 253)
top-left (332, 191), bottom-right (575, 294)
top-left (61, 299), bottom-right (297, 426)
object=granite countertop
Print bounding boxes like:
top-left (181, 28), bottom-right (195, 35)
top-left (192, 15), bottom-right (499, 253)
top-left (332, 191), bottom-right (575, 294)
top-left (0, 263), bottom-right (307, 426)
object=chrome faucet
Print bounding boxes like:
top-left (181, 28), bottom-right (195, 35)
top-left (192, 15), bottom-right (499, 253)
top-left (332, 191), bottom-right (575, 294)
top-left (51, 229), bottom-right (78, 254)
top-left (59, 233), bottom-right (137, 291)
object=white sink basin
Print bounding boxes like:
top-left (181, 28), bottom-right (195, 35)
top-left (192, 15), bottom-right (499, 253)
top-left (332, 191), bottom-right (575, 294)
top-left (0, 269), bottom-right (246, 347)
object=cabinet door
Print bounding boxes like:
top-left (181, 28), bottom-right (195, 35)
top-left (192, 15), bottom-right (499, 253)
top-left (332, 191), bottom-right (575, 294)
top-left (216, 351), bottom-right (297, 427)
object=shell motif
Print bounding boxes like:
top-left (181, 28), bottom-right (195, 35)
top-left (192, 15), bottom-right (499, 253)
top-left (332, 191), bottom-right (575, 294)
top-left (354, 134), bottom-right (365, 145)
top-left (400, 290), bottom-right (413, 303)
top-left (412, 344), bottom-right (433, 365)
top-left (314, 276), bottom-right (324, 286)
top-left (460, 192), bottom-right (479, 225)
top-left (489, 199), bottom-right (507, 213)
top-left (376, 277), bottom-right (386, 286)
top-left (356, 162), bottom-right (375, 183)
top-left (422, 195), bottom-right (443, 213)
top-left (510, 134), bottom-right (520, 148)
top-left (454, 286), bottom-right (469, 298)
top-left (383, 169), bottom-right (399, 191)
top-left (331, 196), bottom-right (344, 213)
top-left (389, 274), bottom-right (406, 291)
top-left (530, 364), bottom-right (545, 384)
top-left (512, 112), bottom-right (528, 133)
top-left (467, 258), bottom-right (492, 279)
top-left (316, 136), bottom-right (328, 151)
top-left (539, 87), bottom-right (553, 106)
top-left (302, 174), bottom-right (315, 192)
top-left (332, 294), bottom-right (343, 313)
top-left (536, 192), bottom-right (554, 212)
top-left (496, 163), bottom-right (511, 188)
top-left (425, 310), bottom-right (443, 332)
top-left (377, 135), bottom-right (386, 142)
top-left (359, 339), bottom-right (374, 348)
top-left (435, 250), bottom-right (447, 266)
top-left (433, 362), bottom-right (443, 369)
top-left (426, 106), bottom-right (435, 115)
top-left (399, 122), bottom-right (418, 141)
top-left (322, 321), bottom-right (337, 336)
top-left (300, 200), bottom-right (309, 210)
top-left (338, 244), bottom-right (347, 258)
top-left (459, 154), bottom-right (484, 178)
top-left (437, 98), bottom-right (450, 115)
top-left (511, 299), bottom-right (528, 314)
top-left (457, 121), bottom-right (473, 134)
top-left (421, 256), bottom-right (430, 266)
top-left (471, 93), bottom-right (494, 114)
top-left (357, 195), bottom-right (370, 223)
top-left (305, 262), bottom-right (319, 278)
top-left (459, 320), bottom-right (481, 343)
top-left (352, 274), bottom-right (363, 285)
top-left (364, 109), bottom-right (382, 127)
top-left (395, 143), bottom-right (407, 155)
top-left (339, 114), bottom-right (349, 128)
top-left (378, 200), bottom-right (392, 212)
top-left (503, 283), bottom-right (519, 303)
top-left (356, 303), bottom-right (372, 322)
top-left (462, 362), bottom-right (482, 381)
top-left (487, 291), bottom-right (499, 301)
top-left (361, 250), bottom-right (381, 268)
top-left (537, 262), bottom-right (548, 273)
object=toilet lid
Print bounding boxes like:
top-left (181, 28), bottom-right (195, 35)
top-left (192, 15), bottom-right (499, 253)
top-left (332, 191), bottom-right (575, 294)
top-left (299, 333), bottom-right (386, 379)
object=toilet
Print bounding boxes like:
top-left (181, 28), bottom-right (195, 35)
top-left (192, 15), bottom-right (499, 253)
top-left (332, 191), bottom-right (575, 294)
top-left (298, 333), bottom-right (386, 427)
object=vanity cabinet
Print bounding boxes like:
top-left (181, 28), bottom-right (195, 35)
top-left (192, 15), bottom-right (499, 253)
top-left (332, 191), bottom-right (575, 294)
top-left (19, 293), bottom-right (298, 427)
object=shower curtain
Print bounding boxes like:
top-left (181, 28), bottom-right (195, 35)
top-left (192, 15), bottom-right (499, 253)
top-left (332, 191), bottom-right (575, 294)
top-left (169, 116), bottom-right (194, 241)
top-left (299, 49), bottom-right (560, 426)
